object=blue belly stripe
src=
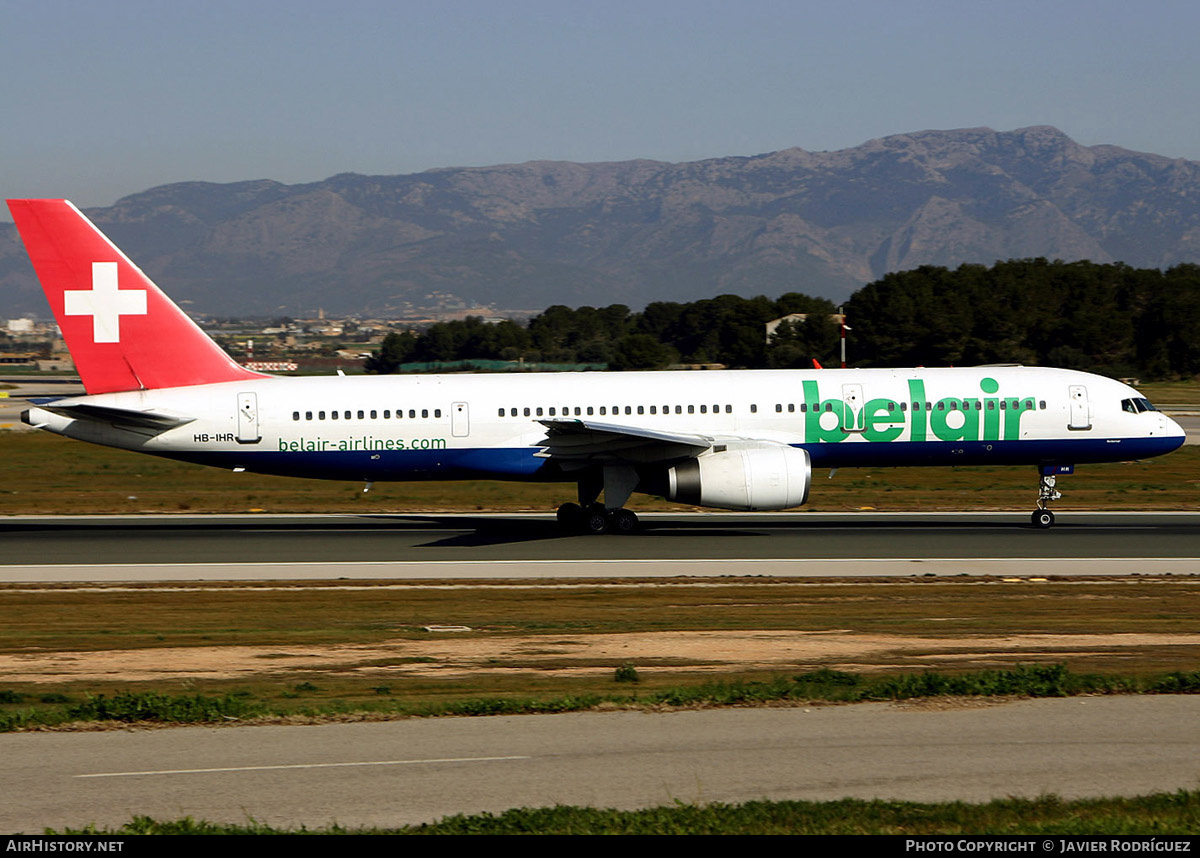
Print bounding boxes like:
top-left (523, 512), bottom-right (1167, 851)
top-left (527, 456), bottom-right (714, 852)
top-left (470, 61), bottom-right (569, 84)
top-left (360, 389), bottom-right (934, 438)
top-left (157, 435), bottom-right (1184, 482)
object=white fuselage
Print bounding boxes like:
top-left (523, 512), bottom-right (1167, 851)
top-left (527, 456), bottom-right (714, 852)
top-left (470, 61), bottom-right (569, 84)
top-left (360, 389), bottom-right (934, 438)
top-left (27, 366), bottom-right (1186, 487)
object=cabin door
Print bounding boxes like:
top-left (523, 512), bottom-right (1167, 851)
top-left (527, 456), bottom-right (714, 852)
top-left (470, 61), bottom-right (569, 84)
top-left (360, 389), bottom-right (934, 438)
top-left (451, 401), bottom-right (470, 437)
top-left (237, 392), bottom-right (261, 444)
top-left (841, 384), bottom-right (863, 432)
top-left (1068, 385), bottom-right (1092, 431)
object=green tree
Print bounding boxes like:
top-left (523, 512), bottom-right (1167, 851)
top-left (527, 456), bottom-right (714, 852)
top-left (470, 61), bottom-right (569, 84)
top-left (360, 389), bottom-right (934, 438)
top-left (609, 334), bottom-right (676, 370)
top-left (363, 331), bottom-right (418, 374)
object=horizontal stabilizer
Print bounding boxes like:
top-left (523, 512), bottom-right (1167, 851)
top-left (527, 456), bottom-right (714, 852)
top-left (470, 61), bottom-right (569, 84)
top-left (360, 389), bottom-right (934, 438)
top-left (41, 402), bottom-right (195, 431)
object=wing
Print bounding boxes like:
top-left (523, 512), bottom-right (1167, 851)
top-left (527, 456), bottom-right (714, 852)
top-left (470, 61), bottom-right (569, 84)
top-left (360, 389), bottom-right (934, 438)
top-left (535, 418), bottom-right (712, 465)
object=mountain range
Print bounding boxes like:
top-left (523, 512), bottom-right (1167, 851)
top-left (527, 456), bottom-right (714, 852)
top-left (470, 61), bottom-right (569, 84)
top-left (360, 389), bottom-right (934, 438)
top-left (3, 125), bottom-right (1200, 318)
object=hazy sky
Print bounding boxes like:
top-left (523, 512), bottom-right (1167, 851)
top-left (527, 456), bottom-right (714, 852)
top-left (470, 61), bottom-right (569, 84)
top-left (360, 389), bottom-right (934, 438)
top-left (4, 0), bottom-right (1199, 216)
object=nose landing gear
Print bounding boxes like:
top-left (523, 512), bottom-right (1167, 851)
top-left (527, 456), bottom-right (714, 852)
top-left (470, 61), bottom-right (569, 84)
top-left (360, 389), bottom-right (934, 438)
top-left (1031, 466), bottom-right (1070, 528)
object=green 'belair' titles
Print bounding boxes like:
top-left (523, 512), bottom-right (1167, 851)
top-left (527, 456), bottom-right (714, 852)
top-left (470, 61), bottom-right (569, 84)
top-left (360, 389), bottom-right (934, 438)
top-left (801, 378), bottom-right (1033, 444)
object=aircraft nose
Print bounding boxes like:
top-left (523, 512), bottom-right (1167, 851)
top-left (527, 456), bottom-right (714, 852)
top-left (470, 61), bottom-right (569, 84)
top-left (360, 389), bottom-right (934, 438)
top-left (1164, 414), bottom-right (1187, 445)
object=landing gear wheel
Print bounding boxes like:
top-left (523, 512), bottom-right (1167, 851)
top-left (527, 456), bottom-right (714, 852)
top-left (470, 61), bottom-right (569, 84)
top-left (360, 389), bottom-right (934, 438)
top-left (556, 502), bottom-right (583, 530)
top-left (609, 508), bottom-right (639, 534)
top-left (1031, 509), bottom-right (1055, 529)
top-left (583, 505), bottom-right (610, 535)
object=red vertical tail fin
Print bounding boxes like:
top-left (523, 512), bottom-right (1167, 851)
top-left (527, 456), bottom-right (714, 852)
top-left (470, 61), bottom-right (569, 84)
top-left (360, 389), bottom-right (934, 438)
top-left (7, 199), bottom-right (265, 394)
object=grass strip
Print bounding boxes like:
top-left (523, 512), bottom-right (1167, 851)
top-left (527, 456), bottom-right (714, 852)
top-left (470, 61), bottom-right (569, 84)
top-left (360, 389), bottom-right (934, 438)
top-left (52, 790), bottom-right (1200, 834)
top-left (5, 665), bottom-right (1199, 732)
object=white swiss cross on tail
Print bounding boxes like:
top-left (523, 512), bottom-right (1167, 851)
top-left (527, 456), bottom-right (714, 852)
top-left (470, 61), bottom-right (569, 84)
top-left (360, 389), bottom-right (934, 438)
top-left (63, 262), bottom-right (148, 343)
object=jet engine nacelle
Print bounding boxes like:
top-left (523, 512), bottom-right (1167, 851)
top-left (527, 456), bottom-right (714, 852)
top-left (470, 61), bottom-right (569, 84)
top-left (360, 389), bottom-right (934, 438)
top-left (661, 445), bottom-right (811, 511)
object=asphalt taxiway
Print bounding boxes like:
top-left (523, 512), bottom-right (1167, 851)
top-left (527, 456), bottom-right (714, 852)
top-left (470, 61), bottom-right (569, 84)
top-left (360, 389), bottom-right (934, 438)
top-left (2, 696), bottom-right (1198, 832)
top-left (0, 511), bottom-right (1197, 582)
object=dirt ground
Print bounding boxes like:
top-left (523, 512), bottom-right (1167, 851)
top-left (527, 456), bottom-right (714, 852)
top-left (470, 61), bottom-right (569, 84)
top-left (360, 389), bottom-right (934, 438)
top-left (5, 630), bottom-right (1200, 684)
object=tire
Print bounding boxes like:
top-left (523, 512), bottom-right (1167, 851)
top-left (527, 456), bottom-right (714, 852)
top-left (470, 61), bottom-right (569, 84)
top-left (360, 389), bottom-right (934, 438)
top-left (556, 502), bottom-right (583, 530)
top-left (584, 507), bottom-right (610, 535)
top-left (1031, 509), bottom-right (1055, 529)
top-left (609, 508), bottom-right (639, 534)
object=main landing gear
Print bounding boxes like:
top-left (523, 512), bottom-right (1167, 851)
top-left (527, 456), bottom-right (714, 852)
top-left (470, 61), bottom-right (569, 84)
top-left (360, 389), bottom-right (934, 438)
top-left (557, 464), bottom-right (641, 535)
top-left (556, 502), bottom-right (639, 535)
top-left (1030, 467), bottom-right (1067, 529)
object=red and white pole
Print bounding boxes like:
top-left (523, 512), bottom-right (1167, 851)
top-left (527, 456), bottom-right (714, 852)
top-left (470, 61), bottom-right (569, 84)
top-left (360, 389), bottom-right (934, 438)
top-left (839, 306), bottom-right (846, 368)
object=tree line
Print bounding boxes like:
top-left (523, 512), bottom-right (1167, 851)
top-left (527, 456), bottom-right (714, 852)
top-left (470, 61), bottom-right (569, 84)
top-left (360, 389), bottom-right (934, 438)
top-left (366, 259), bottom-right (1200, 379)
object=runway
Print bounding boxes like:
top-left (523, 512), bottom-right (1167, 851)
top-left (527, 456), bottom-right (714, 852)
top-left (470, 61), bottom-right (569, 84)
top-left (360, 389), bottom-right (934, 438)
top-left (2, 696), bottom-right (1198, 832)
top-left (1, 511), bottom-right (1198, 582)
top-left (2, 512), bottom-right (1198, 832)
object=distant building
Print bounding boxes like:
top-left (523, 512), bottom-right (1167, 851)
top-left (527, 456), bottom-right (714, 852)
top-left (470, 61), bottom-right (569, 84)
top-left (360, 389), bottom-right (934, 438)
top-left (37, 356), bottom-right (75, 372)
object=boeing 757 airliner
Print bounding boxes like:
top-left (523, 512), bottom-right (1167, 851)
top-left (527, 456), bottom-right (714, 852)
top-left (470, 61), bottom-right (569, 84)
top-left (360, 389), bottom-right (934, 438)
top-left (6, 199), bottom-right (1187, 532)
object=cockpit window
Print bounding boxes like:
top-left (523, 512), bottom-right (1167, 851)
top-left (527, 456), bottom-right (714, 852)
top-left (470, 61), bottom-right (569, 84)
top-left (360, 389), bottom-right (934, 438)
top-left (1121, 397), bottom-right (1159, 414)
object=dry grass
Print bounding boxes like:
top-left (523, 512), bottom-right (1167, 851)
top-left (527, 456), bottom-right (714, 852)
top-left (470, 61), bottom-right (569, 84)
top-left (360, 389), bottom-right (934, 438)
top-left (1, 578), bottom-right (1197, 717)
